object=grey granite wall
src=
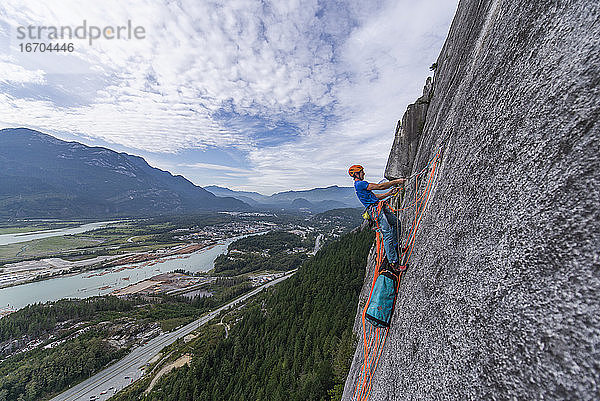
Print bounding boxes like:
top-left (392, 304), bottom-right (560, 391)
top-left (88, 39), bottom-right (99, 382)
top-left (384, 78), bottom-right (433, 180)
top-left (343, 0), bottom-right (599, 400)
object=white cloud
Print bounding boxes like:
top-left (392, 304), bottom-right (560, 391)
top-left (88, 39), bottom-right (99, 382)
top-left (0, 58), bottom-right (45, 83)
top-left (179, 162), bottom-right (250, 174)
top-left (239, 0), bottom-right (458, 193)
top-left (0, 0), bottom-right (458, 193)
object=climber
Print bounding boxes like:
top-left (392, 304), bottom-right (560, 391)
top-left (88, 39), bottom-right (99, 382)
top-left (349, 165), bottom-right (406, 271)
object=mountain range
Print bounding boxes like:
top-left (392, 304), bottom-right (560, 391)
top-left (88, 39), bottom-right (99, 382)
top-left (204, 185), bottom-right (362, 211)
top-left (0, 128), bottom-right (360, 219)
top-left (0, 128), bottom-right (248, 218)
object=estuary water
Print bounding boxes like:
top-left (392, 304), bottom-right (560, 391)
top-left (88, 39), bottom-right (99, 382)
top-left (0, 221), bottom-right (117, 246)
top-left (0, 233), bottom-right (254, 311)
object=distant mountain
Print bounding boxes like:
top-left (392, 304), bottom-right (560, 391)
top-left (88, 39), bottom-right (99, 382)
top-left (203, 186), bottom-right (271, 206)
top-left (0, 128), bottom-right (249, 218)
top-left (270, 185), bottom-right (361, 206)
top-left (290, 198), bottom-right (313, 210)
top-left (204, 184), bottom-right (362, 212)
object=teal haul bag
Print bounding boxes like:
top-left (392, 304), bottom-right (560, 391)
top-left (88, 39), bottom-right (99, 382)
top-left (365, 270), bottom-right (398, 328)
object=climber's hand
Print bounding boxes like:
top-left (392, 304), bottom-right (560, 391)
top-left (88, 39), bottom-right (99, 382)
top-left (394, 178), bottom-right (406, 187)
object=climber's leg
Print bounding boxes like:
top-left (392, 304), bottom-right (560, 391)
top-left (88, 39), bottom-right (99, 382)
top-left (382, 205), bottom-right (399, 249)
top-left (370, 205), bottom-right (399, 265)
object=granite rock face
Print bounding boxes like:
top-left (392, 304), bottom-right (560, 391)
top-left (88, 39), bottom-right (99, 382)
top-left (384, 78), bottom-right (433, 180)
top-left (343, 0), bottom-right (599, 400)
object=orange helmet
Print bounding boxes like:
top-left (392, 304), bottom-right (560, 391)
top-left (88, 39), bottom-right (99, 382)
top-left (348, 165), bottom-right (363, 177)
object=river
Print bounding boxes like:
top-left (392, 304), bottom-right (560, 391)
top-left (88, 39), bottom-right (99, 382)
top-left (0, 221), bottom-right (118, 246)
top-left (313, 234), bottom-right (324, 254)
top-left (0, 233), bottom-right (259, 311)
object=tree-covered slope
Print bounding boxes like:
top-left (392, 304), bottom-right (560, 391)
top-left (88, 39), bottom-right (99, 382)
top-left (113, 228), bottom-right (374, 401)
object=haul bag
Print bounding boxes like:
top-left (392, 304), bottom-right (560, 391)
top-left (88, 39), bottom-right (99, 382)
top-left (365, 270), bottom-right (398, 328)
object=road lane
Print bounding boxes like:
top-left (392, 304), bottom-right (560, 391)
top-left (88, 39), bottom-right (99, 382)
top-left (50, 270), bottom-right (296, 401)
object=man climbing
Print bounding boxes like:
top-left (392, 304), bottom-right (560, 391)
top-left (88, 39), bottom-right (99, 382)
top-left (349, 165), bottom-right (406, 272)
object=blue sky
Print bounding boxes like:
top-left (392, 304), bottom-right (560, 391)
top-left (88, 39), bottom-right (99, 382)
top-left (0, 0), bottom-right (457, 194)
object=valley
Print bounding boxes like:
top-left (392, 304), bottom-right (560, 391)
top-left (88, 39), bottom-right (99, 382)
top-left (0, 208), bottom-right (362, 401)
top-left (0, 210), bottom-right (360, 309)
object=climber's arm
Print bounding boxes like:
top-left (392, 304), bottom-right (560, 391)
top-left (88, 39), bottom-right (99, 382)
top-left (366, 178), bottom-right (406, 191)
top-left (374, 188), bottom-right (399, 199)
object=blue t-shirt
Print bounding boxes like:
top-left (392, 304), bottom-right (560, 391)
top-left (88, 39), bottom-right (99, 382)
top-left (354, 180), bottom-right (379, 208)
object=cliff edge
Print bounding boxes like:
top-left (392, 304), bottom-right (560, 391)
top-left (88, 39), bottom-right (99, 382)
top-left (343, 0), bottom-right (599, 399)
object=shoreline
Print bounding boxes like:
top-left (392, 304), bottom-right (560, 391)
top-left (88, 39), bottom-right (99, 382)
top-left (0, 241), bottom-right (214, 291)
top-left (0, 220), bottom-right (121, 247)
top-left (0, 230), bottom-right (267, 312)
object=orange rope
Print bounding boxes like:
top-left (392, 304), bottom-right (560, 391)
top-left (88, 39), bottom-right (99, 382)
top-left (356, 223), bottom-right (385, 400)
top-left (387, 176), bottom-right (429, 213)
top-left (363, 328), bottom-right (389, 400)
top-left (356, 328), bottom-right (375, 401)
top-left (352, 148), bottom-right (442, 401)
top-left (361, 327), bottom-right (378, 393)
top-left (357, 328), bottom-right (383, 401)
top-left (353, 325), bottom-right (374, 401)
top-left (402, 153), bottom-right (439, 266)
top-left (402, 164), bottom-right (431, 261)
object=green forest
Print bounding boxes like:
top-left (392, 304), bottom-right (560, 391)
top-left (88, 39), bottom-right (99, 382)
top-left (113, 228), bottom-right (374, 401)
top-left (0, 329), bottom-right (127, 401)
top-left (0, 224), bottom-right (371, 401)
top-left (0, 288), bottom-right (247, 401)
top-left (0, 296), bottom-right (191, 401)
top-left (214, 231), bottom-right (310, 275)
top-left (225, 231), bottom-right (306, 252)
top-left (0, 297), bottom-right (137, 343)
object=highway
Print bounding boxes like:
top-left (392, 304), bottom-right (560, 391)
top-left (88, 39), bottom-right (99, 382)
top-left (50, 270), bottom-right (296, 401)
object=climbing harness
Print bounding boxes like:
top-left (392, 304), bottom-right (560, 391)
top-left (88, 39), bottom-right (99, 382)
top-left (351, 145), bottom-right (443, 401)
